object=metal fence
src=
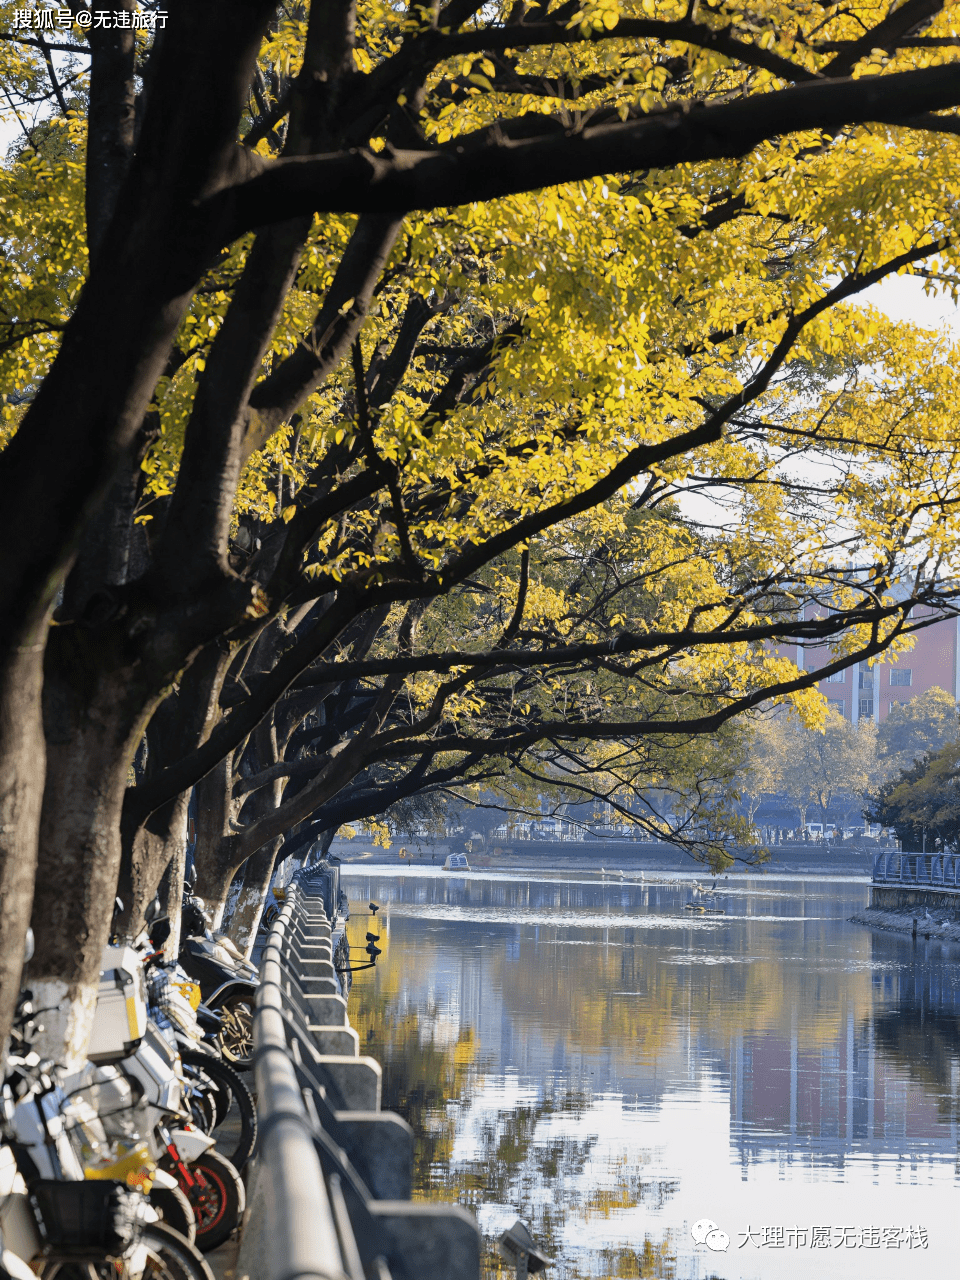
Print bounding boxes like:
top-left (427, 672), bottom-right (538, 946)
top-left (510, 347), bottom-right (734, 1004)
top-left (872, 851), bottom-right (960, 889)
top-left (238, 869), bottom-right (481, 1280)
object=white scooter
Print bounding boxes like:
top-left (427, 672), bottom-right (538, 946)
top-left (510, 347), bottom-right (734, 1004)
top-left (0, 1030), bottom-right (201, 1278)
top-left (83, 935), bottom-right (244, 1254)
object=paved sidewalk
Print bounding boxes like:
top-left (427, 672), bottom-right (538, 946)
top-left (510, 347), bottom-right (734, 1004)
top-left (206, 1234), bottom-right (241, 1280)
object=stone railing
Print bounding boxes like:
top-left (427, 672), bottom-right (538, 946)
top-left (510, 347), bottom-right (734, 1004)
top-left (237, 876), bottom-right (480, 1280)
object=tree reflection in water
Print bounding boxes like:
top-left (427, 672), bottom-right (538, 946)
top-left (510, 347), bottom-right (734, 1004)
top-left (350, 981), bottom-right (679, 1277)
top-left (869, 930), bottom-right (960, 1129)
top-left (340, 874), bottom-right (960, 1278)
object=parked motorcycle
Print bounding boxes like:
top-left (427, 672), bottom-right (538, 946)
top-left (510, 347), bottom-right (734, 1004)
top-left (1, 994), bottom-right (214, 1279)
top-left (175, 899), bottom-right (257, 1068)
top-left (82, 929), bottom-right (247, 1253)
top-left (141, 954), bottom-right (257, 1174)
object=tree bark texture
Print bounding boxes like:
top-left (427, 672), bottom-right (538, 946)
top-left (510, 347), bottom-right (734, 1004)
top-left (225, 837), bottom-right (281, 959)
top-left (117, 643), bottom-right (233, 935)
top-left (0, 641), bottom-right (47, 1055)
top-left (156, 833), bottom-right (186, 962)
top-left (27, 643), bottom-right (158, 1065)
top-left (192, 757), bottom-right (237, 922)
top-left (116, 792), bottom-right (190, 939)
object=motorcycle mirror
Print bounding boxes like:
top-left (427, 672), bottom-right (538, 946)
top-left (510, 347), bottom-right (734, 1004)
top-left (23, 926), bottom-right (34, 963)
top-left (144, 896), bottom-right (163, 925)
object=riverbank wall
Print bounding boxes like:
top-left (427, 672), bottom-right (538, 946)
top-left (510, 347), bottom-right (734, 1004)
top-left (868, 884), bottom-right (960, 912)
top-left (329, 837), bottom-right (879, 876)
top-left (852, 905), bottom-right (960, 941)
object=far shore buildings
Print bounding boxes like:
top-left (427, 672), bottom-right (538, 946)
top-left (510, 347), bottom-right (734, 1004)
top-left (787, 605), bottom-right (960, 725)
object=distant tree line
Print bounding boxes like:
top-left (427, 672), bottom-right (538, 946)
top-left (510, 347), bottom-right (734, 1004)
top-left (744, 687), bottom-right (960, 841)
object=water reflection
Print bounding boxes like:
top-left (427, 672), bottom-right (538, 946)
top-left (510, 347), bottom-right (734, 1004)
top-left (343, 869), bottom-right (960, 1278)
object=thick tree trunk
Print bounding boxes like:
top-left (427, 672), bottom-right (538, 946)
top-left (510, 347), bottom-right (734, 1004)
top-left (116, 792), bottom-right (190, 937)
top-left (196, 835), bottom-right (243, 929)
top-left (157, 836), bottom-right (186, 961)
top-left (27, 646), bottom-right (152, 1066)
top-left (0, 640), bottom-right (47, 1054)
top-left (218, 873), bottom-right (244, 934)
top-left (193, 756), bottom-right (239, 925)
top-left (118, 643), bottom-right (232, 936)
top-left (225, 837), bottom-right (281, 959)
top-left (198, 708), bottom-right (284, 930)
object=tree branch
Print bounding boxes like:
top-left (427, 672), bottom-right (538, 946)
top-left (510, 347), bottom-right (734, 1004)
top-left (221, 63), bottom-right (960, 227)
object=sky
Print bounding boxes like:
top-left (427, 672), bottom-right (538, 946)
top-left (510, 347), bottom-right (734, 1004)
top-left (862, 273), bottom-right (960, 335)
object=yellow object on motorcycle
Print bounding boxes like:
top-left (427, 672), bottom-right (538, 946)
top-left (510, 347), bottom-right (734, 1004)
top-left (172, 979), bottom-right (201, 1010)
top-left (83, 1140), bottom-right (156, 1192)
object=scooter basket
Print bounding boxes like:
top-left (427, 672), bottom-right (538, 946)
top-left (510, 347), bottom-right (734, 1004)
top-left (29, 1179), bottom-right (142, 1257)
top-left (146, 964), bottom-right (201, 1039)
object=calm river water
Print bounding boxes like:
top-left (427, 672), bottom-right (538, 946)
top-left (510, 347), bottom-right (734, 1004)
top-left (341, 867), bottom-right (960, 1279)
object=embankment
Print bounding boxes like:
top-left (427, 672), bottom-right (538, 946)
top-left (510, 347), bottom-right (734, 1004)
top-left (329, 838), bottom-right (878, 877)
top-left (851, 906), bottom-right (960, 942)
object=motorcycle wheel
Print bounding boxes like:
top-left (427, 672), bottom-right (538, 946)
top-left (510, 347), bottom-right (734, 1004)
top-left (184, 1078), bottom-right (217, 1134)
top-left (180, 1052), bottom-right (257, 1171)
top-left (214, 994), bottom-right (253, 1067)
top-left (147, 1183), bottom-right (197, 1245)
top-left (173, 1152), bottom-right (244, 1254)
top-left (36, 1223), bottom-right (214, 1279)
top-left (141, 1225), bottom-right (216, 1280)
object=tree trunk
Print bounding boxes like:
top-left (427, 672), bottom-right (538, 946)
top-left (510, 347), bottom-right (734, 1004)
top-left (116, 792), bottom-right (191, 938)
top-left (222, 715), bottom-right (285, 954)
top-left (157, 837), bottom-right (186, 961)
top-left (817, 792), bottom-right (831, 827)
top-left (195, 844), bottom-right (241, 929)
top-left (0, 640), bottom-right (47, 1054)
top-left (118, 643), bottom-right (232, 936)
top-left (193, 754), bottom-right (238, 921)
top-left (225, 837), bottom-right (281, 959)
top-left (27, 663), bottom-right (147, 1067)
top-left (218, 873), bottom-right (244, 934)
top-left (309, 828), bottom-right (336, 865)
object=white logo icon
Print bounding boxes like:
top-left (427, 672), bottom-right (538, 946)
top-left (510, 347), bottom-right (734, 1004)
top-left (691, 1219), bottom-right (718, 1245)
top-left (691, 1219), bottom-right (730, 1251)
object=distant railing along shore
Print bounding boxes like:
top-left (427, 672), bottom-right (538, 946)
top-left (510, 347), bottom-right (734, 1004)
top-left (873, 851), bottom-right (960, 890)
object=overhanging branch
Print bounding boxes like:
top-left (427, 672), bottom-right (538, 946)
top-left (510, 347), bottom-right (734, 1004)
top-left (220, 63), bottom-right (960, 227)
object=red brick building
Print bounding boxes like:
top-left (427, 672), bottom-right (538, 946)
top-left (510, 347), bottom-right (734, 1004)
top-left (787, 607), bottom-right (960, 724)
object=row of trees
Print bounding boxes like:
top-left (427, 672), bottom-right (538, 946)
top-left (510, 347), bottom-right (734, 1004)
top-left (867, 693), bottom-right (960, 850)
top-left (5, 0), bottom-right (960, 1065)
top-left (744, 688), bottom-right (960, 835)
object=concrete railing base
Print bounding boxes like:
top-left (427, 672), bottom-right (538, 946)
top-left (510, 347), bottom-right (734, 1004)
top-left (245, 870), bottom-right (481, 1280)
